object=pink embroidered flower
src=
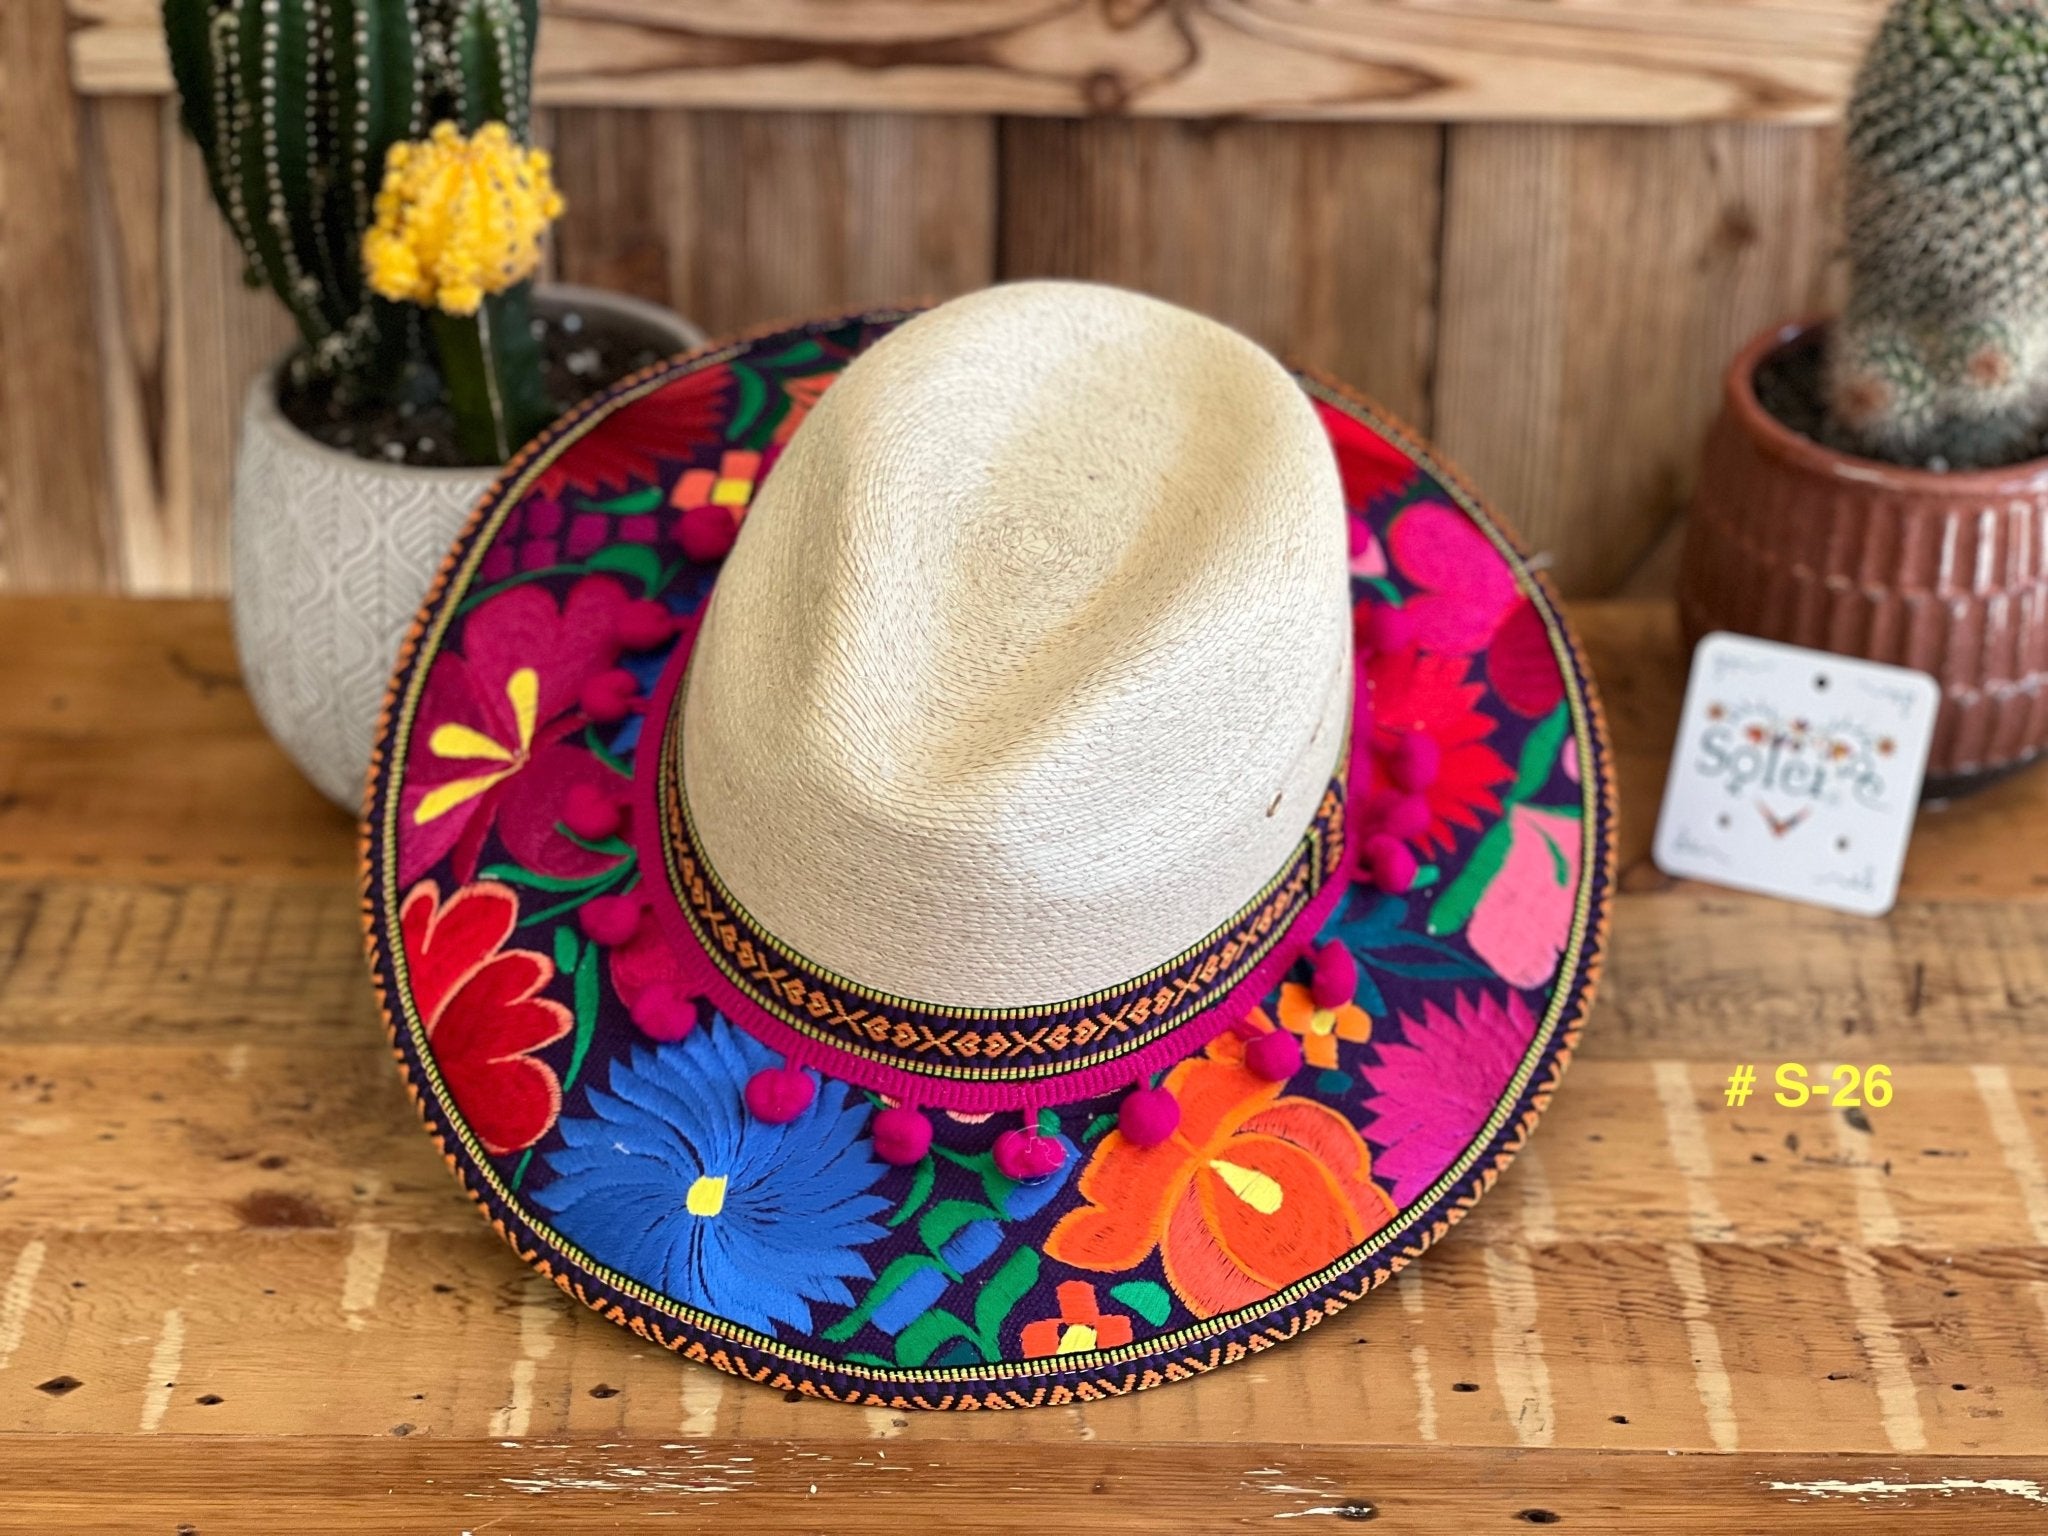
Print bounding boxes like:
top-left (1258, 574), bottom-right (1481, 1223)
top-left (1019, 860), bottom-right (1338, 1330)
top-left (400, 576), bottom-right (632, 886)
top-left (1366, 647), bottom-right (1511, 857)
top-left (1385, 501), bottom-right (1520, 656)
top-left (1466, 806), bottom-right (1583, 989)
top-left (1360, 989), bottom-right (1537, 1205)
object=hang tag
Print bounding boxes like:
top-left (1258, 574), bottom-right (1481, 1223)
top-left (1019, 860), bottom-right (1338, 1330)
top-left (1651, 632), bottom-right (1938, 917)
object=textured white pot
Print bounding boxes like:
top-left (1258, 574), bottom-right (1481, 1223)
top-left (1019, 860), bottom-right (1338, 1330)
top-left (231, 285), bottom-right (703, 811)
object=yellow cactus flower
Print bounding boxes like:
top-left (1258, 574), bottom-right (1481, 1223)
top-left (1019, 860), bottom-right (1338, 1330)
top-left (362, 121), bottom-right (564, 317)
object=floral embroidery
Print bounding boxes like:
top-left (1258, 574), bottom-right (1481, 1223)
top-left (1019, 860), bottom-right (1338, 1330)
top-left (1466, 805), bottom-right (1583, 988)
top-left (400, 880), bottom-right (570, 1156)
top-left (1366, 647), bottom-right (1512, 858)
top-left (1485, 597), bottom-right (1566, 719)
top-left (1361, 989), bottom-right (1537, 1205)
top-left (1272, 984), bottom-right (1373, 1072)
top-left (533, 1021), bottom-right (891, 1336)
top-left (1020, 1282), bottom-right (1134, 1358)
top-left (1385, 500), bottom-right (1520, 656)
top-left (671, 449), bottom-right (762, 519)
top-left (1044, 1032), bottom-right (1395, 1318)
top-left (401, 576), bottom-right (633, 886)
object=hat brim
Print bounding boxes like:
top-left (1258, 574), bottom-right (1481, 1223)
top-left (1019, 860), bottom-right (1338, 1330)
top-left (363, 306), bottom-right (1616, 1409)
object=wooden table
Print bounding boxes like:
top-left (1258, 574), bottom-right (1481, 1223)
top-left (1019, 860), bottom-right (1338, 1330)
top-left (2, 596), bottom-right (2045, 1532)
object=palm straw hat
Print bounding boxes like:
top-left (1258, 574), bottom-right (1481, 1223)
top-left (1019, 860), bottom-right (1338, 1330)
top-left (364, 282), bottom-right (1614, 1409)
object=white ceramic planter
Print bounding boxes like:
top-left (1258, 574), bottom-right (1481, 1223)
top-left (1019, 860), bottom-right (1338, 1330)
top-left (231, 285), bottom-right (703, 811)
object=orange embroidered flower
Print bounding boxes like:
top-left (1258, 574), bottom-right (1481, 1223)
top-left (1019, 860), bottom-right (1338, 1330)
top-left (1020, 1282), bottom-right (1134, 1358)
top-left (670, 450), bottom-right (762, 518)
top-left (1272, 984), bottom-right (1373, 1072)
top-left (1044, 1033), bottom-right (1395, 1318)
top-left (402, 879), bottom-right (571, 1155)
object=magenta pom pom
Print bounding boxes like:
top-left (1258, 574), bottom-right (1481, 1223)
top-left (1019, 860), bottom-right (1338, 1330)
top-left (629, 981), bottom-right (697, 1042)
top-left (993, 1127), bottom-right (1067, 1182)
top-left (1366, 787), bottom-right (1432, 841)
top-left (678, 503), bottom-right (739, 563)
top-left (871, 1106), bottom-right (934, 1166)
top-left (614, 598), bottom-right (678, 651)
top-left (1117, 1086), bottom-right (1181, 1148)
top-left (579, 668), bottom-right (640, 724)
top-left (1243, 1027), bottom-right (1302, 1082)
top-left (1384, 730), bottom-right (1442, 794)
top-left (578, 892), bottom-right (644, 946)
top-left (1309, 941), bottom-right (1357, 1010)
top-left (1360, 832), bottom-right (1419, 894)
top-left (561, 783), bottom-right (623, 841)
top-left (744, 1065), bottom-right (815, 1124)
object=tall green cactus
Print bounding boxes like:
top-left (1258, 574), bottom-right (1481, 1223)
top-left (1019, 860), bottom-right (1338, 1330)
top-left (163, 0), bottom-right (540, 402)
top-left (1826, 0), bottom-right (2048, 469)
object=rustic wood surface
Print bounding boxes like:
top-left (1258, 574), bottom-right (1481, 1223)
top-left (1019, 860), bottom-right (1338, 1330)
top-left (69, 0), bottom-right (1886, 123)
top-left (1, 596), bottom-right (2046, 1529)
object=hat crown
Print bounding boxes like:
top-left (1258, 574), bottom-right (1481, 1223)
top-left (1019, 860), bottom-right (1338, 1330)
top-left (674, 282), bottom-right (1351, 1009)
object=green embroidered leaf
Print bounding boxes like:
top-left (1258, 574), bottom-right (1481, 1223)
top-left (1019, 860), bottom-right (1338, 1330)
top-left (1109, 1280), bottom-right (1172, 1328)
top-left (917, 1198), bottom-right (1002, 1256)
top-left (886, 1155), bottom-right (937, 1229)
top-left (759, 338), bottom-right (823, 369)
top-left (970, 1246), bottom-right (1040, 1348)
top-left (1508, 703), bottom-right (1571, 806)
top-left (509, 1146), bottom-right (534, 1191)
top-left (1081, 1113), bottom-right (1117, 1144)
top-left (726, 363), bottom-right (768, 442)
top-left (583, 727), bottom-right (630, 777)
top-left (821, 1251), bottom-right (947, 1343)
top-left (1538, 823), bottom-right (1570, 885)
top-left (1425, 819), bottom-right (1512, 936)
top-left (478, 862), bottom-right (620, 894)
top-left (576, 485), bottom-right (665, 516)
top-left (552, 925), bottom-right (580, 976)
top-left (841, 1351), bottom-right (892, 1369)
top-left (562, 939), bottom-right (600, 1094)
top-left (1411, 862), bottom-right (1440, 890)
top-left (586, 541), bottom-right (664, 591)
top-left (895, 1307), bottom-right (977, 1368)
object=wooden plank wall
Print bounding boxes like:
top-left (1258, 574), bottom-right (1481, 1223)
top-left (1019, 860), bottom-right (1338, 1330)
top-left (7, 1), bottom-right (1861, 598)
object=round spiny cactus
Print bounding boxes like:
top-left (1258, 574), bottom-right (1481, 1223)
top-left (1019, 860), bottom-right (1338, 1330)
top-left (1827, 0), bottom-right (2048, 468)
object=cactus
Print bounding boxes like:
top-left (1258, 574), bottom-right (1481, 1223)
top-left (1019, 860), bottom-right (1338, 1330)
top-left (1826, 0), bottom-right (2048, 469)
top-left (163, 0), bottom-right (547, 459)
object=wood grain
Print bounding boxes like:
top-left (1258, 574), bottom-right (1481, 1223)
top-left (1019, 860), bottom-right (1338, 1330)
top-left (551, 110), bottom-right (997, 333)
top-left (1432, 122), bottom-right (1845, 594)
top-left (69, 0), bottom-right (1886, 125)
top-left (0, 0), bottom-right (115, 591)
top-left (999, 117), bottom-right (1442, 430)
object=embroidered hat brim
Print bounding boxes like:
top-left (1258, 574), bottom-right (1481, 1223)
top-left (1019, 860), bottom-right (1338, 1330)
top-left (363, 304), bottom-right (1615, 1409)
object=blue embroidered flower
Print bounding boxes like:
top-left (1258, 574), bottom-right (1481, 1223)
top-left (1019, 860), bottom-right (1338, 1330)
top-left (533, 1020), bottom-right (890, 1335)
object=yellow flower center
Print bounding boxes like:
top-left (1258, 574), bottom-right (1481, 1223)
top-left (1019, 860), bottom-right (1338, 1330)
top-left (412, 667), bottom-right (539, 826)
top-left (1056, 1323), bottom-right (1098, 1355)
top-left (362, 121), bottom-right (565, 316)
top-left (1308, 1008), bottom-right (1338, 1036)
top-left (685, 1175), bottom-right (729, 1218)
top-left (1208, 1158), bottom-right (1283, 1215)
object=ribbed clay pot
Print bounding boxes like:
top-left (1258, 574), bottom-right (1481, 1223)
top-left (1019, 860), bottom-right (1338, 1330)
top-left (232, 284), bottom-right (703, 812)
top-left (1680, 319), bottom-right (2048, 797)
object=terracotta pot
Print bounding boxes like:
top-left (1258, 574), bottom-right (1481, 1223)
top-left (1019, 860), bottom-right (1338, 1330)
top-left (231, 284), bottom-right (704, 811)
top-left (1679, 319), bottom-right (2048, 796)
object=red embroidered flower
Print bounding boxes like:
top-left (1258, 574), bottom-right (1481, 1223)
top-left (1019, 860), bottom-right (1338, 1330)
top-left (1020, 1282), bottom-right (1134, 1358)
top-left (1044, 1033), bottom-right (1395, 1319)
top-left (1484, 596), bottom-right (1566, 719)
top-left (401, 880), bottom-right (571, 1155)
top-left (400, 575), bottom-right (633, 886)
top-left (1315, 397), bottom-right (1417, 510)
top-left (531, 364), bottom-right (733, 501)
top-left (1367, 647), bottom-right (1511, 858)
